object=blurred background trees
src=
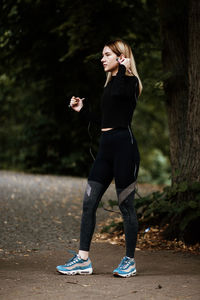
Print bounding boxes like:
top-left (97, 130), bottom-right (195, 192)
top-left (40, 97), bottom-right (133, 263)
top-left (0, 0), bottom-right (170, 184)
top-left (1, 0), bottom-right (199, 243)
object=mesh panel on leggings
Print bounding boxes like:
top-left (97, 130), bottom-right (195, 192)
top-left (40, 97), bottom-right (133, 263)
top-left (80, 180), bottom-right (108, 251)
top-left (116, 188), bottom-right (138, 258)
top-left (118, 181), bottom-right (136, 205)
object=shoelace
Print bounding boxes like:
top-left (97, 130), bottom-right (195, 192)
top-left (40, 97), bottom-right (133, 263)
top-left (118, 257), bottom-right (128, 268)
top-left (118, 257), bottom-right (134, 270)
top-left (65, 250), bottom-right (82, 266)
top-left (67, 257), bottom-right (80, 266)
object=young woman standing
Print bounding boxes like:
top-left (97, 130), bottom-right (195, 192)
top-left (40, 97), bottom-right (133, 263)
top-left (56, 39), bottom-right (142, 277)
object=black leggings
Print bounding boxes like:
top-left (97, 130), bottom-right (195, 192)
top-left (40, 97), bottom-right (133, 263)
top-left (80, 127), bottom-right (140, 258)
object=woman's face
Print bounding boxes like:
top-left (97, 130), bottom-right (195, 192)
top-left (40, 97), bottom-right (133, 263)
top-left (101, 46), bottom-right (119, 75)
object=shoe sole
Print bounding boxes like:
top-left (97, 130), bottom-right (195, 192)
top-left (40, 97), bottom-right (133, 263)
top-left (56, 268), bottom-right (93, 275)
top-left (113, 270), bottom-right (136, 278)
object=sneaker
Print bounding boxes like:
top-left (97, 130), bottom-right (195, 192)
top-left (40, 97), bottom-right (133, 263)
top-left (113, 256), bottom-right (136, 277)
top-left (56, 251), bottom-right (93, 275)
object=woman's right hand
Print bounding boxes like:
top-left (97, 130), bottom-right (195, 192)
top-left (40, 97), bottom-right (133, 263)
top-left (69, 96), bottom-right (85, 112)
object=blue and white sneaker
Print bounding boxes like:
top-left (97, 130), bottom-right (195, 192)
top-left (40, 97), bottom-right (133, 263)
top-left (113, 256), bottom-right (136, 277)
top-left (56, 251), bottom-right (93, 275)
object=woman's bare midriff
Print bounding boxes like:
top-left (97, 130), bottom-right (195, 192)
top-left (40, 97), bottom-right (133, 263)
top-left (101, 128), bottom-right (114, 131)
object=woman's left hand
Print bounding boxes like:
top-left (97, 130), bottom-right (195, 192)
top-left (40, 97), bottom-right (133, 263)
top-left (118, 57), bottom-right (131, 70)
top-left (117, 57), bottom-right (132, 74)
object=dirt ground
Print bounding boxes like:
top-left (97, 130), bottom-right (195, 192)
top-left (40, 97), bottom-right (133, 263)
top-left (0, 171), bottom-right (200, 300)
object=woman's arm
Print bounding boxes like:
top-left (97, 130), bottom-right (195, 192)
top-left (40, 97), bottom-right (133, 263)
top-left (79, 102), bottom-right (101, 126)
top-left (111, 64), bottom-right (139, 100)
top-left (112, 64), bottom-right (126, 95)
top-left (69, 96), bottom-right (101, 126)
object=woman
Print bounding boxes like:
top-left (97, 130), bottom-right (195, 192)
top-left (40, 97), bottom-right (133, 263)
top-left (56, 39), bottom-right (143, 277)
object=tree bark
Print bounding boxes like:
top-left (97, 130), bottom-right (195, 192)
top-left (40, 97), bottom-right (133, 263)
top-left (183, 0), bottom-right (200, 183)
top-left (158, 0), bottom-right (200, 184)
top-left (158, 0), bottom-right (200, 242)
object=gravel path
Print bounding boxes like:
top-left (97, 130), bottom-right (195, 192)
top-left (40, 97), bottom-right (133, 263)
top-left (0, 170), bottom-right (162, 256)
top-left (0, 170), bottom-right (117, 256)
top-left (0, 171), bottom-right (199, 300)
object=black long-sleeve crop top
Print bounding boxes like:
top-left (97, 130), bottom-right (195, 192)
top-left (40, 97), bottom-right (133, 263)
top-left (79, 64), bottom-right (139, 129)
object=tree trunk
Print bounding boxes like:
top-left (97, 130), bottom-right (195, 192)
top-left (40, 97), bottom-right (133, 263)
top-left (158, 0), bottom-right (200, 242)
top-left (184, 0), bottom-right (200, 183)
top-left (158, 0), bottom-right (200, 184)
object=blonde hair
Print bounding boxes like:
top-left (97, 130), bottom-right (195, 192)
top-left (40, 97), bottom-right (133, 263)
top-left (104, 39), bottom-right (143, 96)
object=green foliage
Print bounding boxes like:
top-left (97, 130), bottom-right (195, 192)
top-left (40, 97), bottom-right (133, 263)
top-left (0, 0), bottom-right (198, 244)
top-left (135, 182), bottom-right (200, 243)
top-left (0, 0), bottom-right (169, 183)
top-left (100, 182), bottom-right (200, 244)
